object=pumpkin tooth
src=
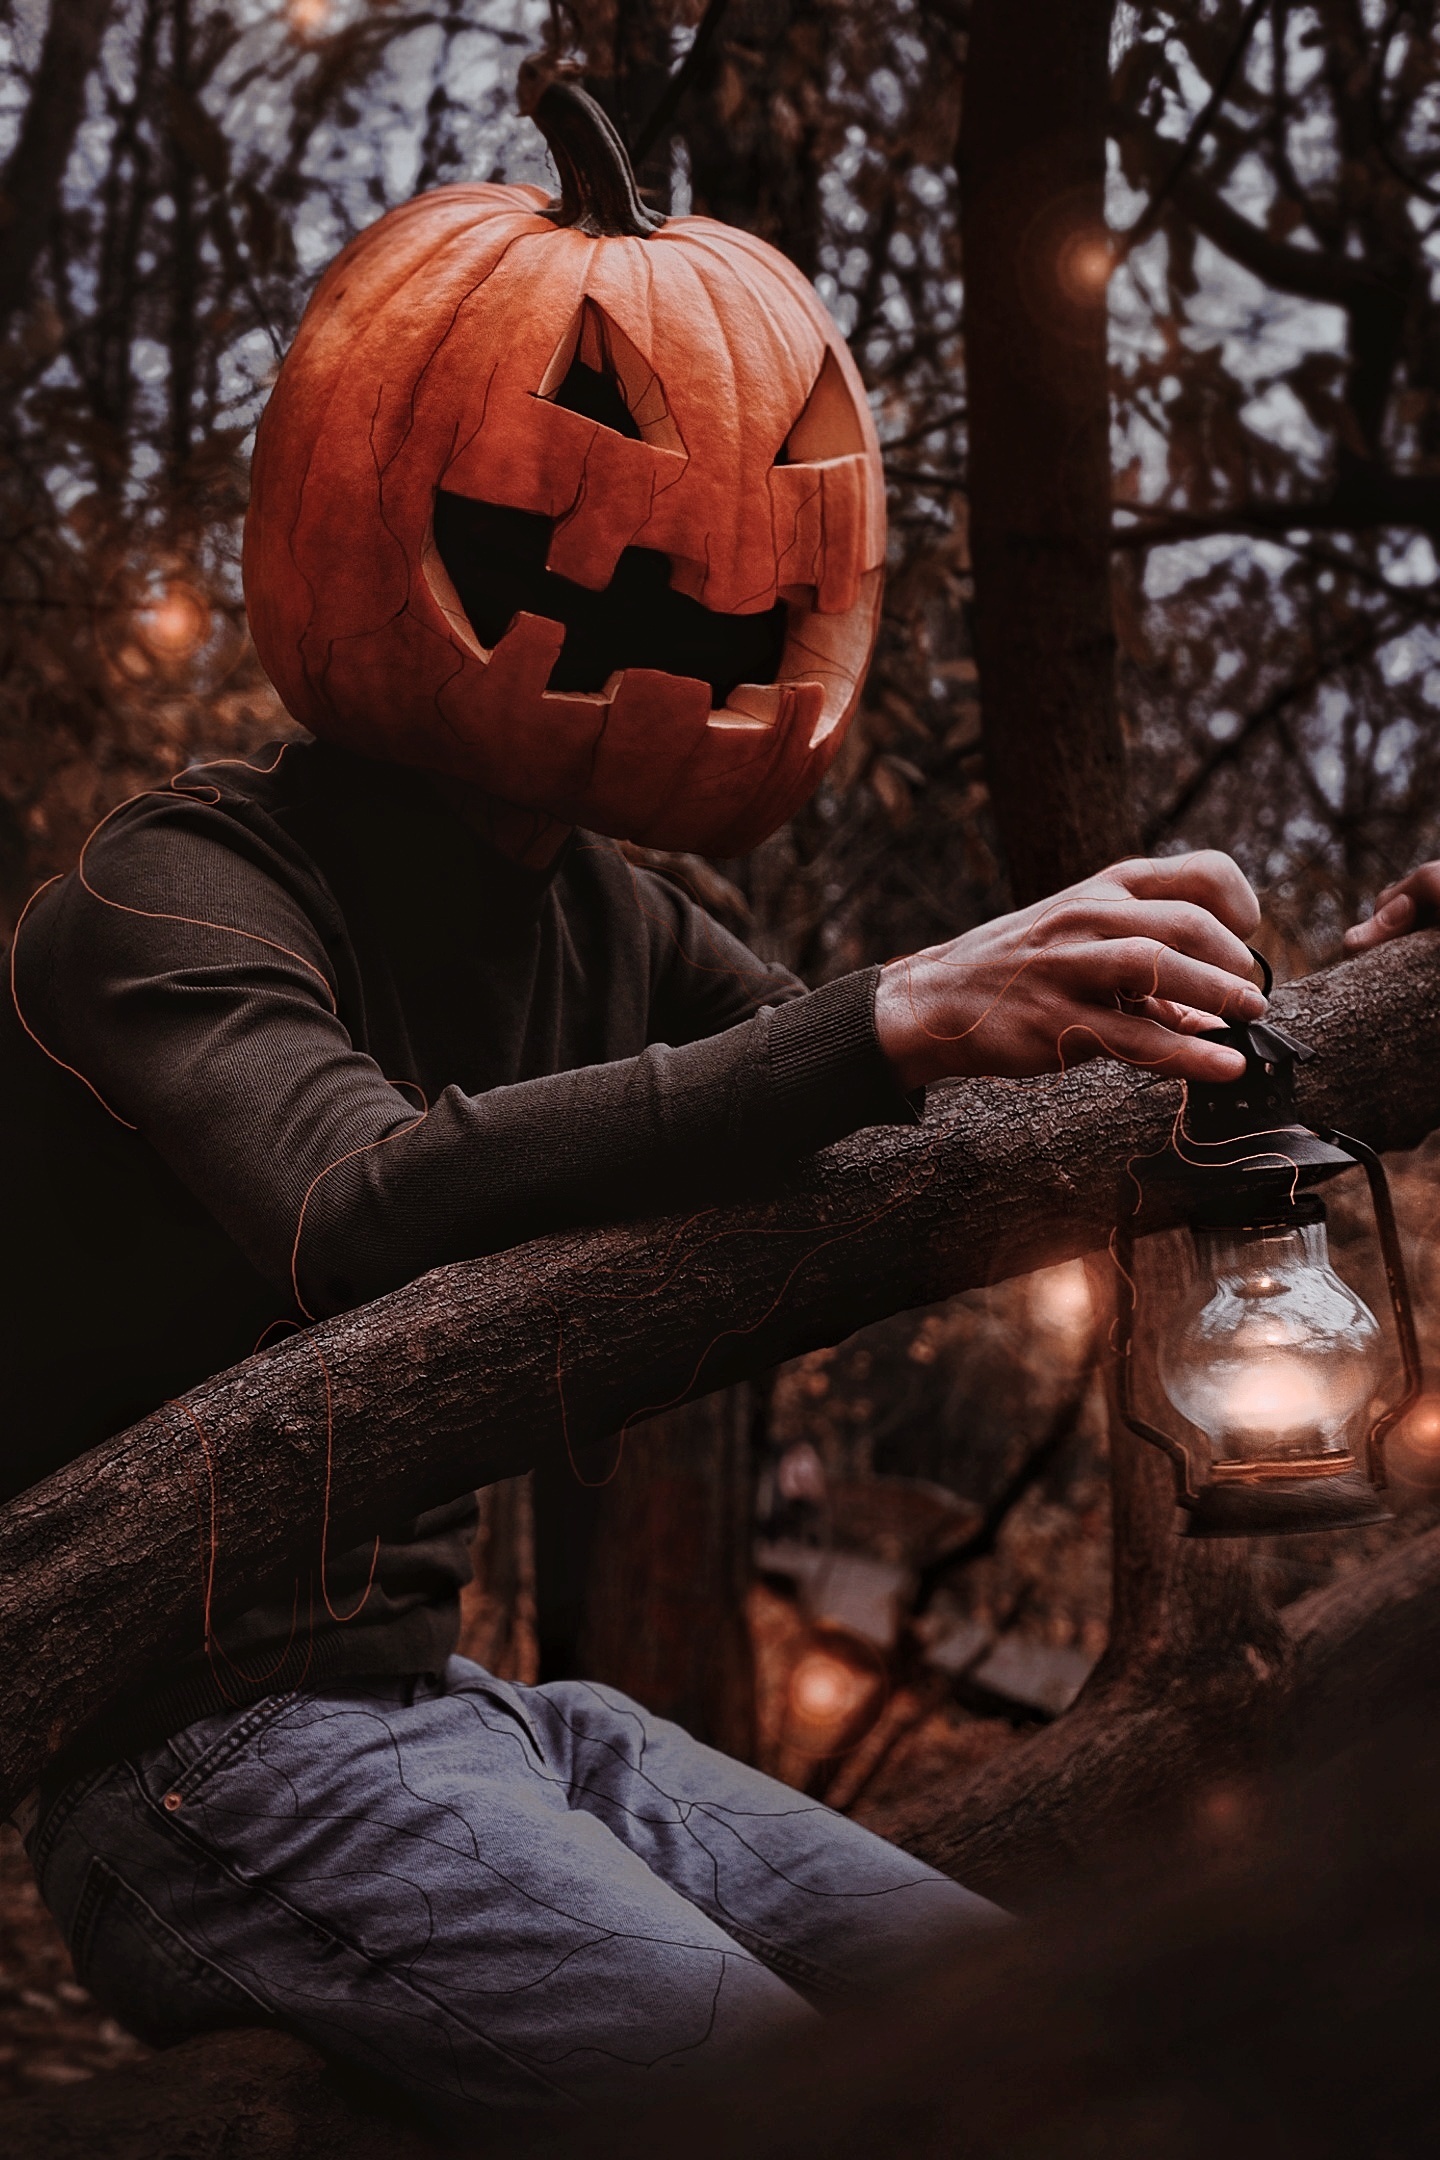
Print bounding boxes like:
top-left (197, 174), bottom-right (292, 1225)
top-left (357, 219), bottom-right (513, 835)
top-left (711, 683), bottom-right (785, 731)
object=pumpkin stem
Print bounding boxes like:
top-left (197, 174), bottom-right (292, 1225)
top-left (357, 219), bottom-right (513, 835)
top-left (518, 60), bottom-right (666, 239)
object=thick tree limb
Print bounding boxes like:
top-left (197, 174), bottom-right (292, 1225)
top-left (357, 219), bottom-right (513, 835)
top-left (0, 2026), bottom-right (439, 2158)
top-left (1, 931), bottom-right (1437, 1818)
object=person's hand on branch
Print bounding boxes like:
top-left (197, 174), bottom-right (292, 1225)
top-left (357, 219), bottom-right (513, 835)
top-left (875, 851), bottom-right (1265, 1090)
top-left (1343, 864), bottom-right (1440, 953)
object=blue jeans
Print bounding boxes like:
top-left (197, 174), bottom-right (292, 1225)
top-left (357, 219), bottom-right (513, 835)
top-left (29, 1658), bottom-right (1000, 2132)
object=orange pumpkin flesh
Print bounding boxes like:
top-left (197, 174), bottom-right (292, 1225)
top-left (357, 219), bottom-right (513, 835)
top-left (243, 84), bottom-right (885, 856)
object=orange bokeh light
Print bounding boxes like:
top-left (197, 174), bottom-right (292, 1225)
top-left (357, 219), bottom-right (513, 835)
top-left (288, 0), bottom-right (329, 34)
top-left (136, 584), bottom-right (209, 661)
top-left (1056, 229), bottom-right (1114, 302)
top-left (1388, 1393), bottom-right (1440, 1487)
top-left (1029, 1259), bottom-right (1094, 1337)
top-left (787, 1645), bottom-right (877, 1737)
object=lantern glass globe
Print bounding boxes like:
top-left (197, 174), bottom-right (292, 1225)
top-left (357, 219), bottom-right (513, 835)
top-left (1158, 1218), bottom-right (1382, 1466)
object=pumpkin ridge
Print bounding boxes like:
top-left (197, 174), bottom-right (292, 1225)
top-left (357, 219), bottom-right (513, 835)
top-left (661, 249), bottom-right (749, 601)
top-left (282, 202), bottom-right (543, 407)
top-left (671, 229), bottom-right (827, 412)
top-left (291, 213), bottom-right (541, 498)
top-left (375, 253), bottom-right (528, 482)
top-left (252, 209), bottom-right (545, 712)
top-left (305, 379), bottom-right (412, 711)
top-left (439, 355), bottom-right (499, 488)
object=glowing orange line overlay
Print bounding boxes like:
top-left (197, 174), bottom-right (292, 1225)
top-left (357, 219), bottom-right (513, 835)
top-left (11, 788), bottom-right (1270, 1647)
top-left (9, 745), bottom-right (397, 1686)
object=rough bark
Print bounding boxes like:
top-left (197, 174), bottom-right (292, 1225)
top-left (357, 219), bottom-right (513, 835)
top-left (960, 0), bottom-right (1130, 901)
top-left (579, 1391), bottom-right (758, 1758)
top-left (455, 1473), bottom-right (539, 1682)
top-left (1, 928), bottom-right (1437, 1817)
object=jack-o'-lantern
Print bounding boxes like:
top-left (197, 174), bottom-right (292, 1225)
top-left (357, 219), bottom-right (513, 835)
top-left (243, 69), bottom-right (885, 855)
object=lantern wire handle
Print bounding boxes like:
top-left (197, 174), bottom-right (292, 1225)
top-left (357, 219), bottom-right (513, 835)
top-left (519, 60), bottom-right (667, 238)
top-left (1321, 1128), bottom-right (1424, 1485)
top-left (1113, 1204), bottom-right (1202, 1506)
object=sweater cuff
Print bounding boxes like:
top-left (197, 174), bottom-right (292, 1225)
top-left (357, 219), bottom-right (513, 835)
top-left (765, 967), bottom-right (923, 1150)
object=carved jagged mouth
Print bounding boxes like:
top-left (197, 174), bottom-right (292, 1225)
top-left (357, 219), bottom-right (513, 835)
top-left (432, 490), bottom-right (787, 709)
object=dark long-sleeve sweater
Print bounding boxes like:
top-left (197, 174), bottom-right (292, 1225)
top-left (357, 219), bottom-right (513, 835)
top-left (3, 739), bottom-right (915, 1745)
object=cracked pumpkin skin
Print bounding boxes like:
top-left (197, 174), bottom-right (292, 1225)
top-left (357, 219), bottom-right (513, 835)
top-left (243, 181), bottom-right (885, 854)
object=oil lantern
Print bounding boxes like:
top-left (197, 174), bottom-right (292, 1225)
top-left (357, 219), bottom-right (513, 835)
top-left (1114, 956), bottom-right (1421, 1537)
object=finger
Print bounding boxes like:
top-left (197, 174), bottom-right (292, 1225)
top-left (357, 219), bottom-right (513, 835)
top-left (1052, 897), bottom-right (1263, 986)
top-left (1103, 851), bottom-right (1262, 939)
top-left (1060, 1006), bottom-right (1247, 1082)
top-left (1088, 937), bottom-right (1267, 1021)
top-left (1343, 891), bottom-right (1415, 951)
top-left (1344, 865), bottom-right (1440, 949)
top-left (1129, 997), bottom-right (1229, 1035)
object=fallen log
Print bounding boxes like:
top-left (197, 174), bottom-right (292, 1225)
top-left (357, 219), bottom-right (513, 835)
top-left (1, 930), bottom-right (1438, 1816)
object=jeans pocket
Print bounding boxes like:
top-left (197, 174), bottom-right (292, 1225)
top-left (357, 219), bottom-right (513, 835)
top-left (70, 1855), bottom-right (270, 2049)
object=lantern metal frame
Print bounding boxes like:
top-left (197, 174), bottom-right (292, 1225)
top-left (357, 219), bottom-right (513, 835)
top-left (1113, 957), bottom-right (1422, 1539)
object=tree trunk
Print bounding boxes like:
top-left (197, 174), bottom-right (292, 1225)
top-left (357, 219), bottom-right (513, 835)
top-left (456, 1473), bottom-right (539, 1683)
top-left (0, 0), bottom-right (116, 339)
top-left (580, 1391), bottom-right (757, 1759)
top-left (960, 0), bottom-right (1295, 1846)
top-left (961, 0), bottom-right (1130, 901)
top-left (1, 928), bottom-right (1436, 1818)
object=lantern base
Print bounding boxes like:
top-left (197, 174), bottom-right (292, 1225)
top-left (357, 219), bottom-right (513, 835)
top-left (1181, 1470), bottom-right (1391, 1539)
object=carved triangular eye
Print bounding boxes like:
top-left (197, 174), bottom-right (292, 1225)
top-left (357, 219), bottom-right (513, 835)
top-left (538, 300), bottom-right (684, 452)
top-left (551, 350), bottom-right (641, 438)
top-left (777, 348), bottom-right (867, 463)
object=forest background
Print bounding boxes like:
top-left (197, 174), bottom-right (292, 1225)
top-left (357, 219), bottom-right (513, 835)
top-left (4, 0), bottom-right (1440, 1994)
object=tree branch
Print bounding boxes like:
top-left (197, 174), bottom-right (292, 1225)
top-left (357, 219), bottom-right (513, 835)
top-left (2, 932), bottom-right (1439, 1817)
top-left (1113, 461), bottom-right (1440, 546)
top-left (1114, 0), bottom-right (1270, 258)
top-left (1114, 110), bottom-right (1393, 312)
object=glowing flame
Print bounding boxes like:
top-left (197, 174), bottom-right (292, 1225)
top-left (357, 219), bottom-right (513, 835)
top-left (1207, 1357), bottom-right (1334, 1447)
top-left (136, 584), bottom-right (209, 660)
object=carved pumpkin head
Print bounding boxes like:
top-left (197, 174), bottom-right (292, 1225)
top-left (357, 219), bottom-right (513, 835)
top-left (243, 75), bottom-right (884, 855)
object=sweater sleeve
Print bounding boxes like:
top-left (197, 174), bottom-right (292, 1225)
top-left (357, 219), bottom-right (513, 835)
top-left (15, 797), bottom-right (918, 1318)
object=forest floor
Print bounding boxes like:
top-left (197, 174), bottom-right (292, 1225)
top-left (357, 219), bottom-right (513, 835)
top-left (0, 1825), bottom-right (149, 2102)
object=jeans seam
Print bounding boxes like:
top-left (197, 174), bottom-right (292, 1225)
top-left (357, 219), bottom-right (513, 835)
top-left (136, 1792), bottom-right (578, 2103)
top-left (70, 1854), bottom-right (273, 2023)
top-left (702, 1918), bottom-right (859, 2002)
top-left (165, 1692), bottom-right (302, 1797)
top-left (30, 1766), bottom-right (110, 1878)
